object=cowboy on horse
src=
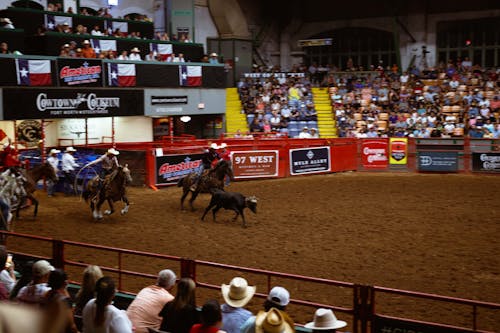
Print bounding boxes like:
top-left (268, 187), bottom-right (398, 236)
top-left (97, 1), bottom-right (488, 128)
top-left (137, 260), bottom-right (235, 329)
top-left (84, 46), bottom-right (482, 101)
top-left (189, 143), bottom-right (220, 192)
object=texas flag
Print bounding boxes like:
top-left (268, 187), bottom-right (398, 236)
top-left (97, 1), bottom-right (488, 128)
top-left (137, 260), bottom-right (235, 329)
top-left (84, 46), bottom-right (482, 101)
top-left (16, 59), bottom-right (52, 86)
top-left (150, 43), bottom-right (172, 61)
top-left (108, 63), bottom-right (136, 87)
top-left (91, 39), bottom-right (117, 56)
top-left (179, 65), bottom-right (202, 87)
top-left (44, 14), bottom-right (72, 30)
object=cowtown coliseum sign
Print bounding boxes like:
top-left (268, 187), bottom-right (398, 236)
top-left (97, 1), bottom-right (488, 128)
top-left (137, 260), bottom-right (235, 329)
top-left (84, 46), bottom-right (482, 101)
top-left (2, 88), bottom-right (144, 119)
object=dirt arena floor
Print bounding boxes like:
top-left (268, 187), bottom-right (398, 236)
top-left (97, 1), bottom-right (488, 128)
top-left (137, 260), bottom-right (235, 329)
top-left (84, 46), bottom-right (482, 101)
top-left (6, 173), bottom-right (500, 331)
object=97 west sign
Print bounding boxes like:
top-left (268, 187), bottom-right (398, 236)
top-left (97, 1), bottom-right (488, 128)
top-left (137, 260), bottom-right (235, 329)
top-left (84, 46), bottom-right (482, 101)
top-left (2, 88), bottom-right (144, 119)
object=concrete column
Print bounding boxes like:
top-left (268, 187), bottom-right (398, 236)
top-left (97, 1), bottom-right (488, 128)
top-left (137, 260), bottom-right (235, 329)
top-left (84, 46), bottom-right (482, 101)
top-left (280, 32), bottom-right (291, 71)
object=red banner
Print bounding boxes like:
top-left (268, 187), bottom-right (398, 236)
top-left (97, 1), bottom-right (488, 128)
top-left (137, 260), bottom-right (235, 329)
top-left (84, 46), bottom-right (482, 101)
top-left (361, 139), bottom-right (389, 169)
top-left (231, 150), bottom-right (279, 178)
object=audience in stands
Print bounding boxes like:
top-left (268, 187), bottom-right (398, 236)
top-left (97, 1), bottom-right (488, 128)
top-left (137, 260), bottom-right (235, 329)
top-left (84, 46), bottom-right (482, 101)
top-left (129, 47), bottom-right (142, 61)
top-left (220, 277), bottom-right (255, 333)
top-left (9, 260), bottom-right (33, 300)
top-left (41, 269), bottom-right (79, 333)
top-left (241, 286), bottom-right (291, 333)
top-left (82, 276), bottom-right (133, 332)
top-left (74, 265), bottom-right (103, 316)
top-left (126, 269), bottom-right (176, 333)
top-left (0, 246), bottom-right (16, 296)
top-left (16, 259), bottom-right (54, 305)
top-left (81, 40), bottom-right (96, 59)
top-left (159, 277), bottom-right (200, 333)
top-left (0, 42), bottom-right (10, 54)
top-left (254, 308), bottom-right (294, 333)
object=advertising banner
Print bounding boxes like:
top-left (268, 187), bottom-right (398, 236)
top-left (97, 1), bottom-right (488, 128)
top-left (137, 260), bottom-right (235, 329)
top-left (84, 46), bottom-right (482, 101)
top-left (361, 139), bottom-right (388, 169)
top-left (472, 152), bottom-right (500, 173)
top-left (389, 138), bottom-right (408, 165)
top-left (232, 150), bottom-right (279, 179)
top-left (57, 58), bottom-right (103, 87)
top-left (289, 146), bottom-right (330, 175)
top-left (2, 88), bottom-right (144, 119)
top-left (156, 153), bottom-right (203, 185)
top-left (151, 96), bottom-right (188, 105)
top-left (418, 151), bottom-right (459, 172)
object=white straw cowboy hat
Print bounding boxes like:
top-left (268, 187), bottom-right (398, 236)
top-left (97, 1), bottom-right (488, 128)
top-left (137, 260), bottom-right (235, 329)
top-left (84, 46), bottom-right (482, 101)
top-left (210, 143), bottom-right (219, 150)
top-left (221, 277), bottom-right (256, 308)
top-left (220, 143), bottom-right (227, 149)
top-left (304, 308), bottom-right (347, 330)
top-left (255, 308), bottom-right (294, 333)
top-left (107, 148), bottom-right (120, 155)
top-left (65, 146), bottom-right (76, 152)
top-left (131, 47), bottom-right (140, 53)
top-left (49, 149), bottom-right (60, 155)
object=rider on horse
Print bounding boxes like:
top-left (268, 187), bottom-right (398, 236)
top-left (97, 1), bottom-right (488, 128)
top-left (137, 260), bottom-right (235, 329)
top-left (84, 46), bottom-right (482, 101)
top-left (1, 140), bottom-right (21, 174)
top-left (84, 148), bottom-right (120, 190)
top-left (190, 143), bottom-right (220, 192)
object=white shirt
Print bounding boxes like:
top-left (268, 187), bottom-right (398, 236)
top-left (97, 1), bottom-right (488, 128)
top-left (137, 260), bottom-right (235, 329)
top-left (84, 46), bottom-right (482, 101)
top-left (0, 269), bottom-right (15, 292)
top-left (62, 152), bottom-right (79, 172)
top-left (82, 298), bottom-right (133, 333)
top-left (47, 155), bottom-right (59, 172)
top-left (298, 131), bottom-right (312, 138)
top-left (129, 53), bottom-right (142, 61)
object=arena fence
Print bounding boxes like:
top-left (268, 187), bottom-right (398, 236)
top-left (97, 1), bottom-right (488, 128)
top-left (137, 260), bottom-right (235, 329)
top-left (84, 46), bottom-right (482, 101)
top-left (1, 230), bottom-right (498, 333)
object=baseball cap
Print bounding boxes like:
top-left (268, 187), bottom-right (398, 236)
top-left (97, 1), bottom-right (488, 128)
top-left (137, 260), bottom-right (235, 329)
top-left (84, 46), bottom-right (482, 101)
top-left (267, 286), bottom-right (290, 306)
top-left (33, 260), bottom-right (55, 277)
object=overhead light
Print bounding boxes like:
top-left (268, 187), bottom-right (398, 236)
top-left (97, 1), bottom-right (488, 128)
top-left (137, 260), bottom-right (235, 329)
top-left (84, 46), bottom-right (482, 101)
top-left (180, 116), bottom-right (191, 123)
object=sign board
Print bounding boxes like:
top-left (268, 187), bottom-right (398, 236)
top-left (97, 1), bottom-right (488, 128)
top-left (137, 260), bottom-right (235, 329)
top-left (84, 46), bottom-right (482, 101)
top-left (298, 38), bottom-right (333, 47)
top-left (289, 146), bottom-right (330, 175)
top-left (472, 152), bottom-right (500, 173)
top-left (361, 139), bottom-right (388, 169)
top-left (418, 151), bottom-right (458, 172)
top-left (155, 153), bottom-right (203, 185)
top-left (2, 88), bottom-right (144, 119)
top-left (232, 150), bottom-right (279, 179)
top-left (57, 58), bottom-right (103, 87)
top-left (243, 73), bottom-right (305, 79)
top-left (389, 138), bottom-right (408, 165)
top-left (151, 96), bottom-right (188, 105)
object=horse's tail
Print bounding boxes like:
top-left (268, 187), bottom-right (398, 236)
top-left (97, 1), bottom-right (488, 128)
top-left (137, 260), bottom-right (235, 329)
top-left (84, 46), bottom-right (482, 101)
top-left (177, 177), bottom-right (184, 187)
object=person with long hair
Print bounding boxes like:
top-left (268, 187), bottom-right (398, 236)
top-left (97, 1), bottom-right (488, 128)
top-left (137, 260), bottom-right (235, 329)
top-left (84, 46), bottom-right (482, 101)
top-left (9, 260), bottom-right (33, 300)
top-left (41, 269), bottom-right (79, 333)
top-left (74, 265), bottom-right (103, 316)
top-left (81, 276), bottom-right (132, 332)
top-left (159, 277), bottom-right (200, 333)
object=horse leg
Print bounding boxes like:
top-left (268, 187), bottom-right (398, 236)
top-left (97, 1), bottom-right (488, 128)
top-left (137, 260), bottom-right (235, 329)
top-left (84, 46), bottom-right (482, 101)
top-left (104, 199), bottom-right (115, 215)
top-left (120, 195), bottom-right (129, 215)
top-left (29, 195), bottom-right (39, 218)
top-left (189, 191), bottom-right (199, 212)
top-left (180, 189), bottom-right (189, 210)
top-left (94, 197), bottom-right (105, 220)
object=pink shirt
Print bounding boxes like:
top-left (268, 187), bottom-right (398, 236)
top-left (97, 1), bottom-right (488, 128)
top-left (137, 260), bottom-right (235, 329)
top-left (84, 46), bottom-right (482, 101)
top-left (126, 285), bottom-right (174, 333)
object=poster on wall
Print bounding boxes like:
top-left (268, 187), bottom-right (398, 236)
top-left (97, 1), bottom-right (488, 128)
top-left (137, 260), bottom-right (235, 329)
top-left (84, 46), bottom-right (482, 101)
top-left (2, 88), bottom-right (144, 119)
top-left (16, 120), bottom-right (42, 147)
top-left (361, 139), bottom-right (388, 169)
top-left (289, 146), bottom-right (330, 175)
top-left (231, 150), bottom-right (279, 179)
top-left (418, 151), bottom-right (458, 172)
top-left (472, 152), bottom-right (500, 173)
top-left (155, 153), bottom-right (203, 185)
top-left (389, 138), bottom-right (408, 165)
top-left (57, 58), bottom-right (103, 87)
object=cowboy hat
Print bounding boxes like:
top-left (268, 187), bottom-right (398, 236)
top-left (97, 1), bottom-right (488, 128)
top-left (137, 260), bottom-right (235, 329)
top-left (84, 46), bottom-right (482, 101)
top-left (220, 143), bottom-right (227, 149)
top-left (82, 40), bottom-right (90, 44)
top-left (49, 149), bottom-right (61, 155)
top-left (221, 277), bottom-right (256, 308)
top-left (210, 143), bottom-right (219, 150)
top-left (107, 148), bottom-right (120, 155)
top-left (210, 52), bottom-right (218, 57)
top-left (131, 47), bottom-right (140, 53)
top-left (255, 308), bottom-right (294, 333)
top-left (65, 146), bottom-right (77, 152)
top-left (304, 308), bottom-right (347, 330)
top-left (2, 18), bottom-right (12, 24)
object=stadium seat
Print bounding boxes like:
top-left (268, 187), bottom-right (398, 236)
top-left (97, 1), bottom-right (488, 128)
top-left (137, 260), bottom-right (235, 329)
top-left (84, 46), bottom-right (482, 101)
top-left (307, 121), bottom-right (318, 129)
top-left (288, 121), bottom-right (299, 130)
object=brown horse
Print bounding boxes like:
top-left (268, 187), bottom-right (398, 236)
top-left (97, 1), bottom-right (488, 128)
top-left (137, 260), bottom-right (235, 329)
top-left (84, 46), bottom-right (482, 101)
top-left (177, 159), bottom-right (234, 211)
top-left (82, 165), bottom-right (132, 220)
top-left (0, 163), bottom-right (58, 219)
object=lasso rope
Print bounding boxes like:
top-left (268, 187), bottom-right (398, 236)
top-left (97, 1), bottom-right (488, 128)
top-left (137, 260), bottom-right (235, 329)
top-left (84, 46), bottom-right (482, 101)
top-left (74, 163), bottom-right (99, 202)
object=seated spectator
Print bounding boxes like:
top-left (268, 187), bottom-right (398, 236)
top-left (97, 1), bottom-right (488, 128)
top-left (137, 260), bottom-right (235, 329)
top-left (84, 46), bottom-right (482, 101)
top-left (0, 246), bottom-right (14, 298)
top-left (129, 47), bottom-right (142, 61)
top-left (190, 299), bottom-right (226, 333)
top-left (145, 50), bottom-right (157, 61)
top-left (82, 276), bottom-right (133, 332)
top-left (269, 111), bottom-right (281, 131)
top-left (41, 269), bottom-right (79, 333)
top-left (81, 40), bottom-right (96, 58)
top-left (102, 8), bottom-right (113, 18)
top-left (60, 22), bottom-right (71, 34)
top-left (254, 308), bottom-right (294, 333)
top-left (0, 18), bottom-right (14, 29)
top-left (66, 7), bottom-right (74, 14)
top-left (298, 127), bottom-right (312, 138)
top-left (126, 269), bottom-right (176, 333)
top-left (305, 308), bottom-right (347, 333)
top-left (309, 128), bottom-right (319, 138)
top-left (220, 277), bottom-right (255, 333)
top-left (159, 277), bottom-right (200, 333)
top-left (1, 42), bottom-right (10, 54)
top-left (209, 53), bottom-right (219, 64)
top-left (166, 53), bottom-right (177, 62)
top-left (59, 44), bottom-right (71, 57)
top-left (91, 25), bottom-right (103, 36)
top-left (118, 50), bottom-right (129, 60)
top-left (9, 260), bottom-right (34, 300)
top-left (16, 260), bottom-right (54, 305)
top-left (177, 53), bottom-right (186, 62)
top-left (74, 265), bottom-right (103, 316)
top-left (75, 48), bottom-right (83, 58)
top-left (80, 8), bottom-right (89, 15)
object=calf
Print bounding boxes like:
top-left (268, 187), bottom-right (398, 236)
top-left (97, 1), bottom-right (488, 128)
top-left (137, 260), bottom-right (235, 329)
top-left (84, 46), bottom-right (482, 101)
top-left (201, 189), bottom-right (257, 227)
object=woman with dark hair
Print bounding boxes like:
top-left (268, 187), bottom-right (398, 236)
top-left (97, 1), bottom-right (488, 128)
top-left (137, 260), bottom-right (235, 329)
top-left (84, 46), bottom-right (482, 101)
top-left (159, 277), bottom-right (200, 333)
top-left (81, 276), bottom-right (132, 332)
top-left (9, 260), bottom-right (33, 300)
top-left (41, 269), bottom-right (79, 333)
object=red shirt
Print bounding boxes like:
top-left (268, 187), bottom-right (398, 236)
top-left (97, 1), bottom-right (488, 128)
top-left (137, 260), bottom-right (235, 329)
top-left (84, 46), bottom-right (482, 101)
top-left (219, 149), bottom-right (231, 161)
top-left (3, 148), bottom-right (20, 167)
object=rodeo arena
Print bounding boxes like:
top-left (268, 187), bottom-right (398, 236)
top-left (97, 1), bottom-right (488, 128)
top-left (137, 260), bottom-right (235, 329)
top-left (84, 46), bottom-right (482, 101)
top-left (0, 0), bottom-right (500, 332)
